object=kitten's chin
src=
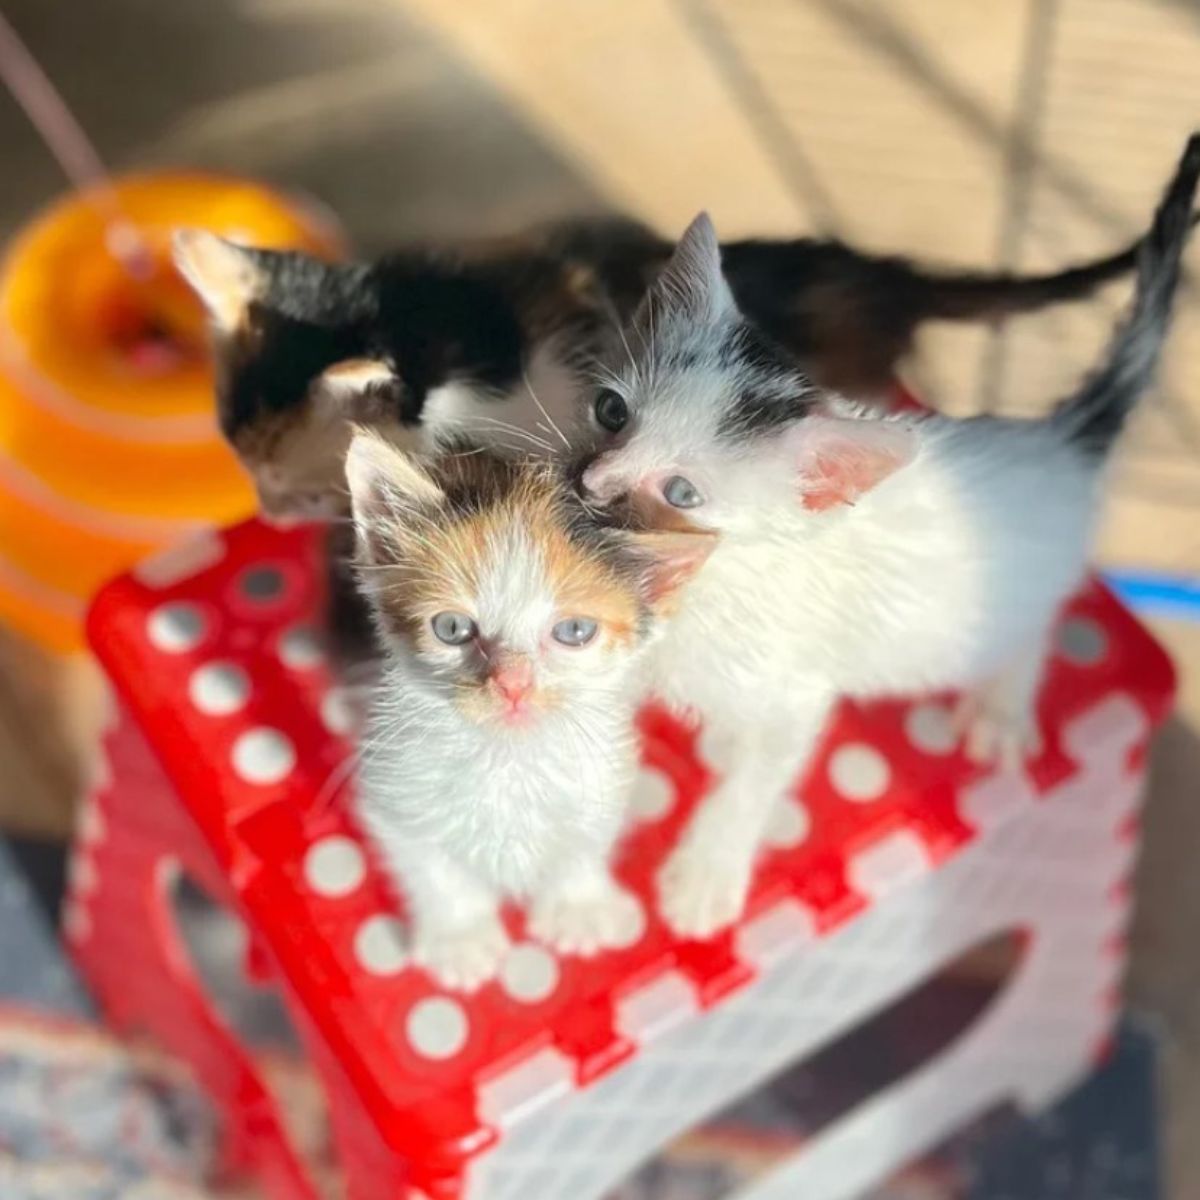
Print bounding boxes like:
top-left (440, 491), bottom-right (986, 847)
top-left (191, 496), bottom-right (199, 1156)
top-left (498, 704), bottom-right (537, 729)
top-left (455, 689), bottom-right (555, 730)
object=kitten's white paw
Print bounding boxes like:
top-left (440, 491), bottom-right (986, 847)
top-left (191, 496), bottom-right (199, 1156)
top-left (953, 694), bottom-right (1042, 771)
top-left (658, 847), bottom-right (749, 940)
top-left (530, 883), bottom-right (643, 957)
top-left (413, 915), bottom-right (510, 993)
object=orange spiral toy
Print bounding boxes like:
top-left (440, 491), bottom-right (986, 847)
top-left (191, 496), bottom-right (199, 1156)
top-left (0, 173), bottom-right (343, 652)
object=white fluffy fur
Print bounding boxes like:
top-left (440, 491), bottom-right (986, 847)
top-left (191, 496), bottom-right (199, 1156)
top-left (583, 214), bottom-right (1117, 937)
top-left (358, 655), bottom-right (644, 988)
top-left (420, 337), bottom-right (585, 459)
top-left (348, 437), bottom-right (650, 990)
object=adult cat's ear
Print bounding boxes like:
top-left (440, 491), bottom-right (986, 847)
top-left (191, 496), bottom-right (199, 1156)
top-left (345, 429), bottom-right (443, 558)
top-left (314, 358), bottom-right (399, 410)
top-left (172, 229), bottom-right (267, 333)
top-left (638, 211), bottom-right (737, 328)
top-left (789, 416), bottom-right (917, 511)
top-left (630, 529), bottom-right (718, 612)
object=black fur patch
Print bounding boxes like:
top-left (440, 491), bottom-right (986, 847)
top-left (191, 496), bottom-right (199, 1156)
top-left (715, 321), bottom-right (819, 440)
top-left (222, 307), bottom-right (364, 439)
top-left (221, 213), bottom-right (1156, 441)
top-left (1053, 133), bottom-right (1200, 458)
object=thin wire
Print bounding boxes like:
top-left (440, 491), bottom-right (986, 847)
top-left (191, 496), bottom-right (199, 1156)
top-left (0, 8), bottom-right (154, 278)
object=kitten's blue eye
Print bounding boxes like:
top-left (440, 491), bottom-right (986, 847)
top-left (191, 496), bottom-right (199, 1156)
top-left (662, 475), bottom-right (703, 509)
top-left (431, 611), bottom-right (477, 645)
top-left (551, 617), bottom-right (598, 647)
top-left (593, 389), bottom-right (629, 433)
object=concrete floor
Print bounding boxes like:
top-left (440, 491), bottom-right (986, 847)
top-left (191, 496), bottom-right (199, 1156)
top-left (2, 1), bottom-right (1199, 1194)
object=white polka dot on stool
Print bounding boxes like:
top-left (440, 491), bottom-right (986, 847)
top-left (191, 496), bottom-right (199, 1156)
top-left (904, 703), bottom-right (957, 755)
top-left (279, 626), bottom-right (323, 670)
top-left (354, 914), bottom-right (408, 975)
top-left (1059, 617), bottom-right (1108, 666)
top-left (239, 565), bottom-right (285, 602)
top-left (829, 743), bottom-right (891, 802)
top-left (501, 943), bottom-right (560, 1003)
top-left (320, 689), bottom-right (355, 737)
top-left (189, 662), bottom-right (250, 715)
top-left (631, 769), bottom-right (674, 821)
top-left (765, 798), bottom-right (810, 848)
top-left (146, 603), bottom-right (205, 653)
top-left (304, 836), bottom-right (366, 897)
top-left (232, 728), bottom-right (296, 785)
top-left (406, 997), bottom-right (469, 1059)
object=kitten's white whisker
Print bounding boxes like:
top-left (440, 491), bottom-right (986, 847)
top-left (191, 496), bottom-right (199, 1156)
top-left (523, 368), bottom-right (571, 450)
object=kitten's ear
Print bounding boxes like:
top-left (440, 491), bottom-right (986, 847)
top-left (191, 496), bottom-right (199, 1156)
top-left (172, 229), bottom-right (266, 333)
top-left (630, 529), bottom-right (718, 612)
top-left (313, 358), bottom-right (399, 409)
top-left (640, 211), bottom-right (737, 327)
top-left (790, 416), bottom-right (917, 511)
top-left (345, 430), bottom-right (443, 558)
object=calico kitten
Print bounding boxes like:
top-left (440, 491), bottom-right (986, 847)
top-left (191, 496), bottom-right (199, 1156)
top-left (174, 213), bottom-right (1157, 520)
top-left (346, 432), bottom-right (712, 990)
top-left (580, 135), bottom-right (1200, 939)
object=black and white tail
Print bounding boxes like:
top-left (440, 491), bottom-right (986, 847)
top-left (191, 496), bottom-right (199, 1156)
top-left (1054, 133), bottom-right (1200, 457)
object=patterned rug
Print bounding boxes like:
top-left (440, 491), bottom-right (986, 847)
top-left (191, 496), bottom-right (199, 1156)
top-left (0, 833), bottom-right (1163, 1199)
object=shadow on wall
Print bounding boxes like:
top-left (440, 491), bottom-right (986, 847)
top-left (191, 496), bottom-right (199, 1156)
top-left (0, 0), bottom-right (601, 250)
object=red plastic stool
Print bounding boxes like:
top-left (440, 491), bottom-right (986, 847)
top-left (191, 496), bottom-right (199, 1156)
top-left (67, 517), bottom-right (1174, 1200)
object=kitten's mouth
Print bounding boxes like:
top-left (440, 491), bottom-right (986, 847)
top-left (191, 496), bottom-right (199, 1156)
top-left (498, 700), bottom-right (534, 726)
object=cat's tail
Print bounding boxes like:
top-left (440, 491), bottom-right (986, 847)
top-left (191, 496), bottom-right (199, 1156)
top-left (909, 216), bottom-right (1199, 322)
top-left (1051, 132), bottom-right (1200, 457)
top-left (721, 202), bottom-right (1200, 394)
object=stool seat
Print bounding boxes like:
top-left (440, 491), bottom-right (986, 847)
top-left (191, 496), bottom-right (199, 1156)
top-left (68, 516), bottom-right (1174, 1200)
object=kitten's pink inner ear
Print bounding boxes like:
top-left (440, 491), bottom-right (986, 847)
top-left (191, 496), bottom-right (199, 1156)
top-left (345, 430), bottom-right (443, 527)
top-left (171, 228), bottom-right (263, 332)
top-left (636, 530), bottom-right (718, 608)
top-left (318, 358), bottom-right (397, 405)
top-left (795, 418), bottom-right (916, 511)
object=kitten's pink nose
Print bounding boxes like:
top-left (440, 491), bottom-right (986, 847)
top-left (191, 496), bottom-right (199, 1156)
top-left (490, 658), bottom-right (534, 707)
top-left (581, 458), bottom-right (622, 502)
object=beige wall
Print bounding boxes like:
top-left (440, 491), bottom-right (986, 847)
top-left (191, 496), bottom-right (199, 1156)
top-left (397, 0), bottom-right (1200, 574)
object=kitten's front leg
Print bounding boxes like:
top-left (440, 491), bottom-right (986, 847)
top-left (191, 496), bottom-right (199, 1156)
top-left (659, 692), bottom-right (834, 939)
top-left (953, 634), bottom-right (1049, 770)
top-left (379, 841), bottom-right (510, 993)
top-left (530, 857), bottom-right (644, 957)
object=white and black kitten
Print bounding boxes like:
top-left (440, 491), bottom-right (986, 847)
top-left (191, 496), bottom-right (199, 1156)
top-left (347, 432), bottom-right (711, 989)
top-left (580, 135), bottom-right (1199, 938)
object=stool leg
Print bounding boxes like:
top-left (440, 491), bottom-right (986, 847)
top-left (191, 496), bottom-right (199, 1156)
top-left (309, 1040), bottom-right (416, 1200)
top-left (66, 708), bottom-right (321, 1200)
top-left (469, 745), bottom-right (1136, 1200)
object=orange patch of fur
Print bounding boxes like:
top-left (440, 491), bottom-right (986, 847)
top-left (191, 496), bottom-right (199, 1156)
top-left (375, 462), bottom-right (640, 655)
